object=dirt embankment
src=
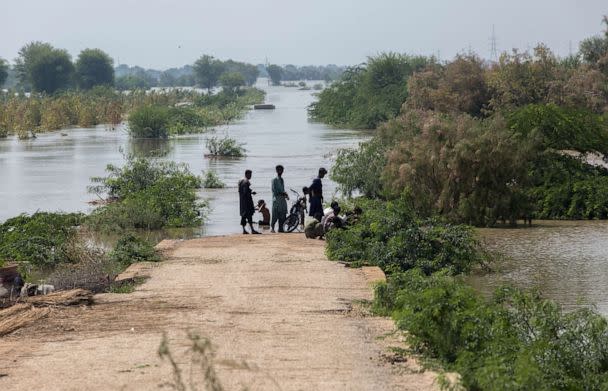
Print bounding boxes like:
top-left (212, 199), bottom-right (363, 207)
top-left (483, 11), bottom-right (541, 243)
top-left (0, 234), bottom-right (438, 391)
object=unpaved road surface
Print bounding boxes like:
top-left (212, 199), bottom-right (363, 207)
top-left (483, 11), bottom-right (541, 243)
top-left (0, 234), bottom-right (437, 390)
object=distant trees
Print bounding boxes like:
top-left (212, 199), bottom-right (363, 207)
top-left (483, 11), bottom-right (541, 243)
top-left (193, 55), bottom-right (225, 91)
top-left (0, 58), bottom-right (8, 88)
top-left (75, 49), bottom-right (114, 89)
top-left (15, 42), bottom-right (74, 93)
top-left (266, 64), bottom-right (283, 86)
top-left (219, 72), bottom-right (245, 94)
top-left (309, 53), bottom-right (430, 128)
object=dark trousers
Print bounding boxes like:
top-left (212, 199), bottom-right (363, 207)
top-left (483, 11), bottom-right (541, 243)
top-left (240, 214), bottom-right (253, 226)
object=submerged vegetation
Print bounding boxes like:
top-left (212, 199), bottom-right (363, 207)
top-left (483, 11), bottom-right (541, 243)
top-left (205, 134), bottom-right (246, 157)
top-left (88, 156), bottom-right (205, 231)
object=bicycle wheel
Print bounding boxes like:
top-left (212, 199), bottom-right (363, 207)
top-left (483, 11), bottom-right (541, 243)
top-left (284, 213), bottom-right (299, 233)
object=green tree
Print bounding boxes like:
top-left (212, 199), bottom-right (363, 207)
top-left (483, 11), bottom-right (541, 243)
top-left (193, 55), bottom-right (225, 91)
top-left (0, 58), bottom-right (8, 88)
top-left (15, 42), bottom-right (74, 93)
top-left (266, 64), bottom-right (283, 86)
top-left (75, 48), bottom-right (114, 89)
top-left (14, 41), bottom-right (54, 90)
top-left (219, 72), bottom-right (245, 94)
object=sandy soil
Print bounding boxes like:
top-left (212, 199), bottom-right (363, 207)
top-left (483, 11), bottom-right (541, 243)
top-left (0, 234), bottom-right (438, 391)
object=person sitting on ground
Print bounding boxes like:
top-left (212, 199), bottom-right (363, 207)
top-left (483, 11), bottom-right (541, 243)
top-left (257, 199), bottom-right (271, 226)
top-left (305, 212), bottom-right (325, 239)
top-left (321, 201), bottom-right (344, 232)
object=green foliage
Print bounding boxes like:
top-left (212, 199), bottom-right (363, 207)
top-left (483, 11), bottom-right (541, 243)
top-left (219, 71), bottom-right (245, 94)
top-left (309, 53), bottom-right (431, 128)
top-left (128, 105), bottom-right (170, 138)
top-left (331, 137), bottom-right (388, 198)
top-left (507, 104), bottom-right (608, 154)
top-left (0, 58), bottom-right (8, 88)
top-left (325, 198), bottom-right (485, 275)
top-left (205, 135), bottom-right (245, 157)
top-left (15, 42), bottom-right (74, 93)
top-left (193, 55), bottom-right (225, 91)
top-left (87, 157), bottom-right (205, 231)
top-left (0, 212), bottom-right (85, 267)
top-left (109, 234), bottom-right (160, 266)
top-left (266, 64), bottom-right (283, 86)
top-left (376, 269), bottom-right (608, 390)
top-left (202, 170), bottom-right (225, 189)
top-left (75, 48), bottom-right (114, 89)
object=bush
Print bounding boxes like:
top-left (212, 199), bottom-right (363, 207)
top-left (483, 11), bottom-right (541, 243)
top-left (376, 270), bottom-right (608, 390)
top-left (109, 234), bottom-right (160, 266)
top-left (325, 197), bottom-right (485, 275)
top-left (87, 156), bottom-right (206, 231)
top-left (202, 170), bottom-right (225, 188)
top-left (0, 212), bottom-right (85, 268)
top-left (205, 135), bottom-right (245, 157)
top-left (128, 105), bottom-right (170, 138)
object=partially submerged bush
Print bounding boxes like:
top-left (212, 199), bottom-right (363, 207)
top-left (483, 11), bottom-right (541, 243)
top-left (109, 234), bottom-right (160, 266)
top-left (202, 170), bottom-right (225, 188)
top-left (0, 212), bottom-right (85, 267)
top-left (87, 156), bottom-right (206, 231)
top-left (325, 197), bottom-right (485, 275)
top-left (128, 105), bottom-right (170, 138)
top-left (376, 269), bottom-right (608, 390)
top-left (205, 135), bottom-right (245, 157)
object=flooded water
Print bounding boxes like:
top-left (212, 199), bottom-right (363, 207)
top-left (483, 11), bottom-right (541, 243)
top-left (472, 220), bottom-right (608, 314)
top-left (2, 80), bottom-right (608, 314)
top-left (0, 79), bottom-right (369, 236)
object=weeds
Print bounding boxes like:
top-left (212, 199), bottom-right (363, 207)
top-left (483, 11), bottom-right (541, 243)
top-left (205, 135), bottom-right (245, 157)
top-left (202, 171), bottom-right (225, 189)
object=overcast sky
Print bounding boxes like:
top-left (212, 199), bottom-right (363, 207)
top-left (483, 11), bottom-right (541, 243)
top-left (1, 0), bottom-right (606, 69)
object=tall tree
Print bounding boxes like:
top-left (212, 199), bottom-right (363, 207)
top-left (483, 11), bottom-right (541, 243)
top-left (266, 64), bottom-right (283, 86)
top-left (193, 55), bottom-right (225, 91)
top-left (0, 58), bottom-right (8, 88)
top-left (75, 48), bottom-right (114, 89)
top-left (15, 42), bottom-right (74, 93)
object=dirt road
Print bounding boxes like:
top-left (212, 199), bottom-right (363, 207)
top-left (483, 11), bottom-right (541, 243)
top-left (0, 234), bottom-right (437, 390)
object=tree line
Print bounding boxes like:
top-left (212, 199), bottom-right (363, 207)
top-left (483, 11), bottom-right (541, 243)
top-left (320, 16), bottom-right (608, 225)
top-left (0, 43), bottom-right (345, 93)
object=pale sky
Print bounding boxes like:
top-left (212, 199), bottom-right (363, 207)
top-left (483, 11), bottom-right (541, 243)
top-left (1, 0), bottom-right (606, 69)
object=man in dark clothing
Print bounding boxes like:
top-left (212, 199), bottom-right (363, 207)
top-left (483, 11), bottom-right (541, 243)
top-left (308, 167), bottom-right (327, 217)
top-left (238, 169), bottom-right (260, 234)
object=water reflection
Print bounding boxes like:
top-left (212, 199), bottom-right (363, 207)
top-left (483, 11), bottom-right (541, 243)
top-left (128, 138), bottom-right (173, 157)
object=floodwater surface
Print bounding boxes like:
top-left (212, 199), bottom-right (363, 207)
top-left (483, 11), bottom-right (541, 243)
top-left (0, 80), bottom-right (369, 236)
top-left (472, 220), bottom-right (608, 314)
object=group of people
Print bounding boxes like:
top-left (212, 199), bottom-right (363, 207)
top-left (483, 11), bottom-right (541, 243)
top-left (238, 166), bottom-right (327, 234)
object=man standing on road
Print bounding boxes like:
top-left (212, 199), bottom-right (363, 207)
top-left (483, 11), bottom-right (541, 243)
top-left (271, 165), bottom-right (289, 233)
top-left (239, 169), bottom-right (260, 234)
top-left (308, 167), bottom-right (327, 217)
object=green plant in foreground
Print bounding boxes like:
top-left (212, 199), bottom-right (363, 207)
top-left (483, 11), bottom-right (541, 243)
top-left (375, 269), bottom-right (608, 391)
top-left (109, 234), bottom-right (160, 266)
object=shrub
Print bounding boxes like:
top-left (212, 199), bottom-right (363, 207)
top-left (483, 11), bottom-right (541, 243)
top-left (376, 270), bottom-right (608, 390)
top-left (202, 170), bottom-right (225, 188)
top-left (109, 234), bottom-right (160, 266)
top-left (325, 197), bottom-right (485, 275)
top-left (128, 105), bottom-right (170, 138)
top-left (0, 212), bottom-right (85, 267)
top-left (205, 135), bottom-right (245, 157)
top-left (87, 156), bottom-right (206, 231)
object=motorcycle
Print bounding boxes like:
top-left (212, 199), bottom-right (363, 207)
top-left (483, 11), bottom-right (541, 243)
top-left (283, 189), bottom-right (307, 232)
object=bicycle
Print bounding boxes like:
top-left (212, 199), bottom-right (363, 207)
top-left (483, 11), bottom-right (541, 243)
top-left (283, 189), bottom-right (307, 233)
